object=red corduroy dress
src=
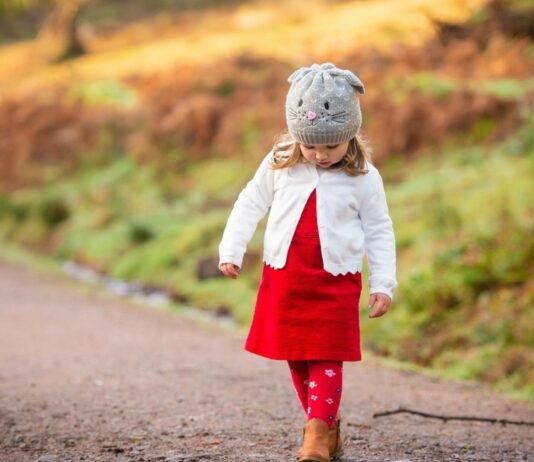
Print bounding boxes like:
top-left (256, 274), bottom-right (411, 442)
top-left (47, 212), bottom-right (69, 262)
top-left (244, 188), bottom-right (363, 361)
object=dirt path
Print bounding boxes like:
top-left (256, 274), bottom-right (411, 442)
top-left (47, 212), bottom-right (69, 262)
top-left (0, 259), bottom-right (532, 462)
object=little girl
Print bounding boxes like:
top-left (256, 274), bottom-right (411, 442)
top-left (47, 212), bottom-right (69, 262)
top-left (218, 62), bottom-right (397, 462)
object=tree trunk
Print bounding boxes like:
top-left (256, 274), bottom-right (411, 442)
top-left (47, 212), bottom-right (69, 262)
top-left (38, 1), bottom-right (86, 62)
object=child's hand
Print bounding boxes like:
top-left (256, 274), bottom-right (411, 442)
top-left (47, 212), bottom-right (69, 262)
top-left (368, 293), bottom-right (391, 318)
top-left (220, 263), bottom-right (240, 279)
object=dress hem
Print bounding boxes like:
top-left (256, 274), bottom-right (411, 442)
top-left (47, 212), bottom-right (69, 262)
top-left (244, 344), bottom-right (362, 362)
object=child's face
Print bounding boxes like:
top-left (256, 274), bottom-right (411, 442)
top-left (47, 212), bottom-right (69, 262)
top-left (299, 141), bottom-right (350, 168)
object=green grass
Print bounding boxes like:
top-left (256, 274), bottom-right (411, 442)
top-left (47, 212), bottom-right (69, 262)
top-left (385, 74), bottom-right (534, 105)
top-left (69, 80), bottom-right (138, 108)
top-left (0, 112), bottom-right (533, 399)
top-left (363, 115), bottom-right (534, 398)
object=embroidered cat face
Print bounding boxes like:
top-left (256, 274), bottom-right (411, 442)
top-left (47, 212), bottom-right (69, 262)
top-left (287, 98), bottom-right (351, 127)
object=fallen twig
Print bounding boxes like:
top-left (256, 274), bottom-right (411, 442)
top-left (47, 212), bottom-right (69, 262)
top-left (373, 407), bottom-right (534, 427)
top-left (165, 454), bottom-right (217, 461)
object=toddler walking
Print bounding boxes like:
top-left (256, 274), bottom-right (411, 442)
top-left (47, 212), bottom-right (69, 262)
top-left (218, 63), bottom-right (397, 461)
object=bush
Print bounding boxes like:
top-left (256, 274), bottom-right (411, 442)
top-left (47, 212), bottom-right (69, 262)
top-left (39, 196), bottom-right (70, 229)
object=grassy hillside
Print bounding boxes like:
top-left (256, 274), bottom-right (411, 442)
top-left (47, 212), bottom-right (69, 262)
top-left (1, 108), bottom-right (532, 398)
top-left (372, 115), bottom-right (534, 398)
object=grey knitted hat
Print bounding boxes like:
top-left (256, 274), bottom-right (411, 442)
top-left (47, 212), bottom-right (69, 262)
top-left (285, 62), bottom-right (365, 145)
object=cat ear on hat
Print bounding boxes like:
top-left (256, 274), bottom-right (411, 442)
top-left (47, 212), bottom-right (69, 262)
top-left (328, 67), bottom-right (365, 94)
top-left (341, 69), bottom-right (365, 94)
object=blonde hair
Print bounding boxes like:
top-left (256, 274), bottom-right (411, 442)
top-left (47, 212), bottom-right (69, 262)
top-left (270, 131), bottom-right (372, 176)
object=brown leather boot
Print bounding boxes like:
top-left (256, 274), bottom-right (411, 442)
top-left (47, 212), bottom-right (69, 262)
top-left (328, 416), bottom-right (343, 459)
top-left (297, 416), bottom-right (343, 461)
top-left (297, 418), bottom-right (330, 462)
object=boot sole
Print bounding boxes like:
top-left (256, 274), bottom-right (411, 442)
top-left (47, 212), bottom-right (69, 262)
top-left (330, 448), bottom-right (344, 460)
top-left (297, 451), bottom-right (342, 462)
top-left (330, 438), bottom-right (344, 460)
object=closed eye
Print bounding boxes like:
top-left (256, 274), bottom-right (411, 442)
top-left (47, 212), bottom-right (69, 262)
top-left (303, 144), bottom-right (339, 149)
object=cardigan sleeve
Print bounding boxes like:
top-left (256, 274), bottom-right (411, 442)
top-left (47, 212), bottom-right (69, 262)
top-left (218, 151), bottom-right (275, 270)
top-left (359, 171), bottom-right (398, 299)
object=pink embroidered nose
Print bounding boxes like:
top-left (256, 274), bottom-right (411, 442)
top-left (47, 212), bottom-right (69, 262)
top-left (307, 111), bottom-right (317, 120)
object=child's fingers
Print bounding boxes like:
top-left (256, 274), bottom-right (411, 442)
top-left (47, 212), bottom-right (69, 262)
top-left (369, 303), bottom-right (387, 318)
top-left (223, 268), bottom-right (235, 278)
top-left (368, 294), bottom-right (390, 318)
top-left (225, 269), bottom-right (237, 279)
top-left (368, 294), bottom-right (380, 318)
top-left (220, 263), bottom-right (239, 279)
top-left (228, 265), bottom-right (239, 278)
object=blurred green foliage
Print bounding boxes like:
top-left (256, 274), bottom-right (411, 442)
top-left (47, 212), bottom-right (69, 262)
top-left (479, 78), bottom-right (534, 99)
top-left (69, 80), bottom-right (138, 108)
top-left (38, 194), bottom-right (70, 229)
top-left (366, 116), bottom-right (534, 398)
top-left (385, 73), bottom-right (459, 104)
top-left (0, 0), bottom-right (52, 17)
top-left (0, 88), bottom-right (533, 400)
top-left (0, 0), bottom-right (249, 18)
top-left (386, 74), bottom-right (534, 105)
top-left (0, 0), bottom-right (254, 44)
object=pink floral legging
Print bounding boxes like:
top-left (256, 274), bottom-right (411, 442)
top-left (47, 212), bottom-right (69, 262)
top-left (287, 360), bottom-right (343, 428)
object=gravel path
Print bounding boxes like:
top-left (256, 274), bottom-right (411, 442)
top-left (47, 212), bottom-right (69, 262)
top-left (0, 259), bottom-right (533, 462)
